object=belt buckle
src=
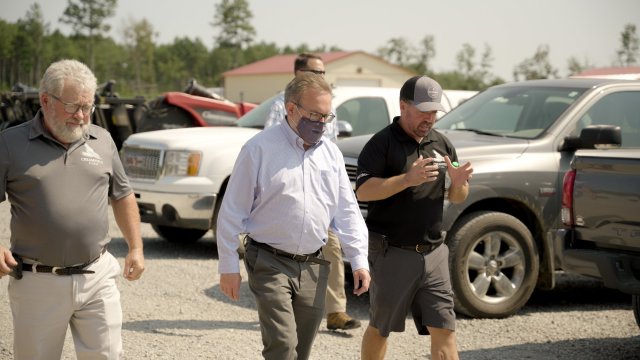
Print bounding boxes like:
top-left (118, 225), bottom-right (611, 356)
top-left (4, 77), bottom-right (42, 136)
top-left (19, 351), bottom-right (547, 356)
top-left (294, 254), bottom-right (309, 262)
top-left (415, 244), bottom-right (423, 253)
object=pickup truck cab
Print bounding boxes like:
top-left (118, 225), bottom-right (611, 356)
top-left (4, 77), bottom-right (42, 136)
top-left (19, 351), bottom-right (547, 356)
top-left (339, 78), bottom-right (640, 318)
top-left (121, 86), bottom-right (404, 242)
top-left (554, 129), bottom-right (640, 328)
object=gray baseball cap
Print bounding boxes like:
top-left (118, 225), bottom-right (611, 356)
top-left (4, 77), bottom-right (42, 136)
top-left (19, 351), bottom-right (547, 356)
top-left (400, 75), bottom-right (446, 112)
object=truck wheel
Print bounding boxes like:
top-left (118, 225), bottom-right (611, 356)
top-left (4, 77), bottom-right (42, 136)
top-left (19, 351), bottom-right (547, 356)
top-left (151, 224), bottom-right (208, 243)
top-left (447, 211), bottom-right (539, 318)
top-left (633, 295), bottom-right (640, 329)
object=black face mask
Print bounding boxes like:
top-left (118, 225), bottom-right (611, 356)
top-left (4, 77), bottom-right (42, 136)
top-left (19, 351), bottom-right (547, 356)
top-left (296, 116), bottom-right (325, 145)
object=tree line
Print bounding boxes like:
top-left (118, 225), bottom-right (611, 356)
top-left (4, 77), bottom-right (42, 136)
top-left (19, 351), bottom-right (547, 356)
top-left (1, 0), bottom-right (638, 98)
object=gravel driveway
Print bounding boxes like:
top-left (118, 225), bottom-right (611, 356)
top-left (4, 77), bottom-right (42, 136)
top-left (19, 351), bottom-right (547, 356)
top-left (1, 201), bottom-right (638, 359)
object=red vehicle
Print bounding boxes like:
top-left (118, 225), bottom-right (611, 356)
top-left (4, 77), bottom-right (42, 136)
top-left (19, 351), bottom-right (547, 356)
top-left (137, 79), bottom-right (256, 132)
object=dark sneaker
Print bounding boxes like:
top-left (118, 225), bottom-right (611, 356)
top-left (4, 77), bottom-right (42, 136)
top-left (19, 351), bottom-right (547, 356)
top-left (326, 312), bottom-right (361, 331)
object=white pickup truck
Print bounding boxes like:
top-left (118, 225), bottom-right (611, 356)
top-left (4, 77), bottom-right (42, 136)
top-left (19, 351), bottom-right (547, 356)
top-left (120, 86), bottom-right (475, 242)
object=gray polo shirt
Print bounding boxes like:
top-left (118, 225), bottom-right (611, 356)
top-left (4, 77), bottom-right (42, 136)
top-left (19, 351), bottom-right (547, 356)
top-left (0, 112), bottom-right (132, 266)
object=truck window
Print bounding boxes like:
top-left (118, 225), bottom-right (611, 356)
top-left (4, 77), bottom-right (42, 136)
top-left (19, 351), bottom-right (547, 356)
top-left (436, 86), bottom-right (586, 139)
top-left (337, 97), bottom-right (390, 137)
top-left (580, 91), bottom-right (640, 148)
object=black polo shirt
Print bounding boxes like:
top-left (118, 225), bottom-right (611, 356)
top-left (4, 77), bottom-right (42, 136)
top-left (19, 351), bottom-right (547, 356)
top-left (356, 116), bottom-right (458, 246)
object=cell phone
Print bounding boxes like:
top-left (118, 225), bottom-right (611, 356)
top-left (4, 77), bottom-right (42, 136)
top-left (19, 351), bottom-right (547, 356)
top-left (7, 256), bottom-right (23, 280)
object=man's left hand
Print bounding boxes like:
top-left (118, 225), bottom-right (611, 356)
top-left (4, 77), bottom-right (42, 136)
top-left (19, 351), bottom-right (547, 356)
top-left (445, 156), bottom-right (473, 187)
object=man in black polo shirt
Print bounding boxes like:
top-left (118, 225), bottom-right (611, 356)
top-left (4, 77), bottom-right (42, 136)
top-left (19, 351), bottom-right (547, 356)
top-left (357, 76), bottom-right (473, 360)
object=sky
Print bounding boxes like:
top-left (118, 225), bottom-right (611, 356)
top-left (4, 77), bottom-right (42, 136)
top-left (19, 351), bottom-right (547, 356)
top-left (2, 0), bottom-right (640, 81)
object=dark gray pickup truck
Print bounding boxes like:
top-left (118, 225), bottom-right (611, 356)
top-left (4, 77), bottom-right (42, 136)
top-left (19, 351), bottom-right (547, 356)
top-left (339, 78), bottom-right (640, 318)
top-left (554, 139), bottom-right (640, 329)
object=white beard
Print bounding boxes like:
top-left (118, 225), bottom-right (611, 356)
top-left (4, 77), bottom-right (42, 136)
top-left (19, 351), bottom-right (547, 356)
top-left (49, 120), bottom-right (89, 144)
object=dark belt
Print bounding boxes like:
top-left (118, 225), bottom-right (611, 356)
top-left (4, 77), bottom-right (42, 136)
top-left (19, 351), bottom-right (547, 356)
top-left (388, 242), bottom-right (440, 254)
top-left (20, 247), bottom-right (107, 276)
top-left (246, 237), bottom-right (330, 265)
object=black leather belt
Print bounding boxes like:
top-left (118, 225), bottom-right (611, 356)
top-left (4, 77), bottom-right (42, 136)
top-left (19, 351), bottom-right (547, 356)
top-left (20, 247), bottom-right (107, 276)
top-left (246, 237), bottom-right (330, 265)
top-left (388, 242), bottom-right (440, 254)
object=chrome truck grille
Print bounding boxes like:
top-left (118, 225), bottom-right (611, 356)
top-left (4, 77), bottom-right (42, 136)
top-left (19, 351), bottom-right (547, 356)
top-left (344, 160), bottom-right (368, 214)
top-left (121, 146), bottom-right (162, 180)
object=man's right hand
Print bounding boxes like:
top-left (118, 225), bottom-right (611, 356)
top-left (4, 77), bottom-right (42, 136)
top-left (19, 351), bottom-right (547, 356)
top-left (404, 155), bottom-right (439, 187)
top-left (0, 245), bottom-right (17, 278)
top-left (220, 273), bottom-right (242, 301)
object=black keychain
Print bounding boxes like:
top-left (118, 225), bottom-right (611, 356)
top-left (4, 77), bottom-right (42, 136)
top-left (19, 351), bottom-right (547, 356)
top-left (7, 254), bottom-right (23, 280)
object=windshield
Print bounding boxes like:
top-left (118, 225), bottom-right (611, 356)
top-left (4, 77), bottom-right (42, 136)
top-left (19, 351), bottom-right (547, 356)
top-left (236, 93), bottom-right (281, 129)
top-left (434, 85), bottom-right (587, 139)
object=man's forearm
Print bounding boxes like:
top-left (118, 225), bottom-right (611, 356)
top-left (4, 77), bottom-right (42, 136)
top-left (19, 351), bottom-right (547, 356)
top-left (112, 194), bottom-right (143, 251)
top-left (448, 181), bottom-right (469, 204)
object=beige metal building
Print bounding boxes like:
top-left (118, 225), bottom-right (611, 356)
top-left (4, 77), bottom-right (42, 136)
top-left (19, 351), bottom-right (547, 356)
top-left (222, 51), bottom-right (416, 103)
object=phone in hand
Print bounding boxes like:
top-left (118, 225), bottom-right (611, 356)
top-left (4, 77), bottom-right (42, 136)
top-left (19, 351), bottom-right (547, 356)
top-left (7, 256), bottom-right (23, 279)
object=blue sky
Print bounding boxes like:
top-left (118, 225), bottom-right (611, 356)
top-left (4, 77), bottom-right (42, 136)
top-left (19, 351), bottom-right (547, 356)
top-left (2, 0), bottom-right (639, 81)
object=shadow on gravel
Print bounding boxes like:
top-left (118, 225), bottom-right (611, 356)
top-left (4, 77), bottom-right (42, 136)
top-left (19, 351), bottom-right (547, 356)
top-left (122, 319), bottom-right (260, 336)
top-left (521, 272), bottom-right (632, 314)
top-left (204, 283), bottom-right (257, 310)
top-left (108, 236), bottom-right (218, 260)
top-left (458, 336), bottom-right (640, 360)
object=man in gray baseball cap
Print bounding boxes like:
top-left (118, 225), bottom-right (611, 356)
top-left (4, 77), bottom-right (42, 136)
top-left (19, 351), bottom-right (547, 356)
top-left (357, 75), bottom-right (473, 360)
top-left (400, 75), bottom-right (447, 112)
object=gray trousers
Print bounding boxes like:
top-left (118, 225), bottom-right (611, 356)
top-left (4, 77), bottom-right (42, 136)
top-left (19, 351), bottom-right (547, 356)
top-left (8, 252), bottom-right (122, 360)
top-left (244, 242), bottom-right (330, 360)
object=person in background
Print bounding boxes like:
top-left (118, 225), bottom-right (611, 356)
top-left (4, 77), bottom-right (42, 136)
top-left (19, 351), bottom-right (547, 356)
top-left (0, 59), bottom-right (145, 359)
top-left (263, 52), bottom-right (360, 331)
top-left (357, 76), bottom-right (473, 360)
top-left (217, 73), bottom-right (370, 359)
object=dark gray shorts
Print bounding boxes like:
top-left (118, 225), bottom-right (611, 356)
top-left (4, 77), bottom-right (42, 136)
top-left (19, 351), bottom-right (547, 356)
top-left (368, 238), bottom-right (456, 337)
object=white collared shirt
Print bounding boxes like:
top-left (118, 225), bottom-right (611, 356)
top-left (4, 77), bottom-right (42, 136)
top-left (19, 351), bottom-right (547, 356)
top-left (216, 120), bottom-right (368, 274)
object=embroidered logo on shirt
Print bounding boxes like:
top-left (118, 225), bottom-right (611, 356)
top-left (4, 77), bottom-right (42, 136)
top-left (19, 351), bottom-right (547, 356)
top-left (81, 144), bottom-right (103, 166)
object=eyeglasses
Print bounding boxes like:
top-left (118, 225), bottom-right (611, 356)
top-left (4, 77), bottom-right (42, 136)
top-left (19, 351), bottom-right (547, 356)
top-left (49, 93), bottom-right (95, 115)
top-left (294, 102), bottom-right (335, 123)
top-left (300, 69), bottom-right (326, 75)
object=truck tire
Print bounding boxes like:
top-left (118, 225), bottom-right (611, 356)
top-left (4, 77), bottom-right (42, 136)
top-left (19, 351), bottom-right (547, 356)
top-left (633, 295), bottom-right (640, 329)
top-left (151, 224), bottom-right (208, 243)
top-left (447, 211), bottom-right (539, 318)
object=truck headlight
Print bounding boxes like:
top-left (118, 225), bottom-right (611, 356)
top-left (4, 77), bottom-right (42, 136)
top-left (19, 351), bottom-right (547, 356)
top-left (163, 150), bottom-right (202, 176)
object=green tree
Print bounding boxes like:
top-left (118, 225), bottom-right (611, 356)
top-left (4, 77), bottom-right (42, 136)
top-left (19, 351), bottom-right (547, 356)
top-left (413, 35), bottom-right (436, 75)
top-left (123, 18), bottom-right (157, 95)
top-left (456, 43), bottom-right (476, 77)
top-left (513, 44), bottom-right (559, 81)
top-left (243, 41), bottom-right (281, 64)
top-left (377, 37), bottom-right (414, 66)
top-left (60, 0), bottom-right (118, 68)
top-left (13, 3), bottom-right (48, 86)
top-left (43, 30), bottom-right (84, 69)
top-left (566, 56), bottom-right (593, 76)
top-left (211, 0), bottom-right (256, 68)
top-left (155, 44), bottom-right (188, 92)
top-left (616, 23), bottom-right (639, 66)
top-left (0, 20), bottom-right (18, 89)
top-left (453, 43), bottom-right (496, 90)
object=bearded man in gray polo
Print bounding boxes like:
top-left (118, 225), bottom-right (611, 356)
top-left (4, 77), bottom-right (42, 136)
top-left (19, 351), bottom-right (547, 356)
top-left (0, 59), bottom-right (145, 359)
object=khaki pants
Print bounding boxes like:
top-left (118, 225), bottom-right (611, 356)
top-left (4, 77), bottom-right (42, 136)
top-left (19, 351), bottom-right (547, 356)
top-left (322, 230), bottom-right (346, 314)
top-left (8, 252), bottom-right (123, 360)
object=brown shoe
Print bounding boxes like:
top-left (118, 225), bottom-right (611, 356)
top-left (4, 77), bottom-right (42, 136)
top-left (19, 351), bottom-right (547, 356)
top-left (326, 312), bottom-right (361, 331)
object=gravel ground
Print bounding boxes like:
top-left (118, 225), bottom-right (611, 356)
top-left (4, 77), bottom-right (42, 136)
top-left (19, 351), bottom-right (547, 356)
top-left (1, 200), bottom-right (639, 359)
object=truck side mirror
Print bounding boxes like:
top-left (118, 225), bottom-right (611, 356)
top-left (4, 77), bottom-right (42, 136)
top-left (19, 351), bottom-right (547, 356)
top-left (561, 125), bottom-right (621, 151)
top-left (337, 120), bottom-right (353, 138)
